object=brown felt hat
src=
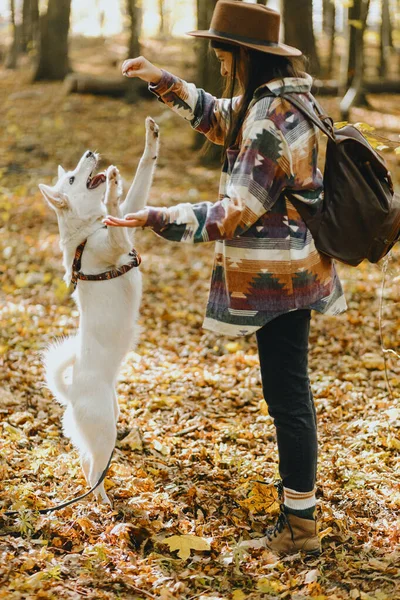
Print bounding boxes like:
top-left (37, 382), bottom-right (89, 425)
top-left (187, 0), bottom-right (302, 57)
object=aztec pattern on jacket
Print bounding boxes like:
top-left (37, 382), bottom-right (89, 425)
top-left (146, 70), bottom-right (347, 337)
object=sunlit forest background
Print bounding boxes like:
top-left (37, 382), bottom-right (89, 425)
top-left (0, 1), bottom-right (400, 600)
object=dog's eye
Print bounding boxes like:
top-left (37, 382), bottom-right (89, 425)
top-left (69, 176), bottom-right (75, 185)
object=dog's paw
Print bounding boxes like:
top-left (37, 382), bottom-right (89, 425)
top-left (145, 116), bottom-right (159, 139)
top-left (105, 165), bottom-right (123, 202)
top-left (107, 165), bottom-right (120, 185)
top-left (145, 117), bottom-right (159, 160)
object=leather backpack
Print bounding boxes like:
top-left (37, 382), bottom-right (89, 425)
top-left (255, 90), bottom-right (400, 267)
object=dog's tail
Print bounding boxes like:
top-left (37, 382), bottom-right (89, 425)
top-left (42, 336), bottom-right (77, 405)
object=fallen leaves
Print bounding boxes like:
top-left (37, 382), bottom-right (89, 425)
top-left (163, 534), bottom-right (211, 560)
top-left (0, 41), bottom-right (400, 600)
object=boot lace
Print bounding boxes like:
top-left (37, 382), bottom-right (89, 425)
top-left (266, 503), bottom-right (295, 543)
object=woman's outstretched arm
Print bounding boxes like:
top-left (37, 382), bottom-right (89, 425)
top-left (104, 112), bottom-right (292, 243)
top-left (122, 57), bottom-right (239, 145)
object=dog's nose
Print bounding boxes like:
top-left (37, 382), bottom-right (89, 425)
top-left (86, 151), bottom-right (94, 158)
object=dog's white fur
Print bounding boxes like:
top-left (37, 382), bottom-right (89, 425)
top-left (39, 117), bottom-right (159, 504)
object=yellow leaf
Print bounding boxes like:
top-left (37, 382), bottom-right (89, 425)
top-left (395, 146), bottom-right (400, 155)
top-left (14, 273), bottom-right (31, 288)
top-left (163, 534), bottom-right (211, 560)
top-left (232, 591), bottom-right (246, 600)
top-left (354, 122), bottom-right (375, 133)
top-left (318, 526), bottom-right (333, 540)
top-left (225, 342), bottom-right (241, 353)
top-left (43, 272), bottom-right (53, 284)
top-left (259, 399), bottom-right (269, 416)
top-left (153, 439), bottom-right (170, 455)
top-left (334, 121), bottom-right (348, 129)
top-left (76, 517), bottom-right (95, 535)
top-left (53, 278), bottom-right (69, 301)
top-left (348, 19), bottom-right (363, 29)
top-left (257, 577), bottom-right (286, 594)
top-left (239, 481), bottom-right (280, 515)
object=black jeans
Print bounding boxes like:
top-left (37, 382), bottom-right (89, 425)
top-left (256, 309), bottom-right (317, 492)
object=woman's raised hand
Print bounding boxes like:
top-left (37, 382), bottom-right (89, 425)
top-left (103, 209), bottom-right (149, 229)
top-left (122, 57), bottom-right (163, 84)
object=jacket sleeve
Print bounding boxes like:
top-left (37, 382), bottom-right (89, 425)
top-left (148, 69), bottom-right (240, 145)
top-left (145, 111), bottom-right (292, 244)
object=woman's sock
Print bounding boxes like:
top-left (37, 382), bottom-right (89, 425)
top-left (283, 487), bottom-right (316, 520)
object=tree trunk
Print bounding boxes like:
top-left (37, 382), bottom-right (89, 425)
top-left (379, 0), bottom-right (391, 78)
top-left (346, 0), bottom-right (370, 87)
top-left (282, 0), bottom-right (320, 75)
top-left (256, 1), bottom-right (267, 4)
top-left (125, 0), bottom-right (143, 103)
top-left (5, 0), bottom-right (19, 69)
top-left (322, 0), bottom-right (330, 34)
top-left (158, 0), bottom-right (171, 37)
top-left (322, 0), bottom-right (335, 77)
top-left (340, 0), bottom-right (371, 119)
top-left (127, 0), bottom-right (142, 58)
top-left (194, 0), bottom-right (221, 164)
top-left (33, 0), bottom-right (71, 81)
top-left (22, 0), bottom-right (39, 53)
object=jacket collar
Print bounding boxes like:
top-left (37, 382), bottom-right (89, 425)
top-left (254, 73), bottom-right (313, 97)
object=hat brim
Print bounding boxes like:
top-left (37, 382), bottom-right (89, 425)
top-left (187, 30), bottom-right (302, 57)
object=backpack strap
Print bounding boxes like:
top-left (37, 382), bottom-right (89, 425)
top-left (280, 93), bottom-right (336, 143)
top-left (251, 87), bottom-right (336, 143)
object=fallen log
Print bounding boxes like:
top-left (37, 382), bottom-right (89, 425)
top-left (63, 73), bottom-right (150, 101)
top-left (312, 79), bottom-right (400, 96)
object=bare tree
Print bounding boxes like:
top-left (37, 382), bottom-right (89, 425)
top-left (33, 0), bottom-right (71, 81)
top-left (158, 0), bottom-right (171, 37)
top-left (5, 0), bottom-right (19, 69)
top-left (194, 0), bottom-right (221, 163)
top-left (125, 0), bottom-right (144, 102)
top-left (379, 0), bottom-right (392, 77)
top-left (22, 0), bottom-right (39, 53)
top-left (282, 0), bottom-right (320, 75)
top-left (322, 0), bottom-right (336, 77)
top-left (340, 0), bottom-right (371, 119)
top-left (127, 0), bottom-right (142, 58)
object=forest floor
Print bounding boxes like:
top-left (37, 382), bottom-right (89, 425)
top-left (0, 37), bottom-right (400, 600)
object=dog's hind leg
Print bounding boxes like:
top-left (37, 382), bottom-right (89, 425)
top-left (120, 117), bottom-right (159, 216)
top-left (72, 390), bottom-right (116, 505)
top-left (80, 455), bottom-right (90, 485)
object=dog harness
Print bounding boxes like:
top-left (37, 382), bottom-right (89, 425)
top-left (70, 237), bottom-right (142, 290)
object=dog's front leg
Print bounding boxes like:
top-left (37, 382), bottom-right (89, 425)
top-left (120, 117), bottom-right (159, 216)
top-left (105, 166), bottom-right (132, 253)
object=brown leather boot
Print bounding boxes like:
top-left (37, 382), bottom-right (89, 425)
top-left (265, 506), bottom-right (321, 556)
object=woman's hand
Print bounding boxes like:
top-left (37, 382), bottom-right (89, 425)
top-left (122, 57), bottom-right (163, 84)
top-left (103, 209), bottom-right (149, 228)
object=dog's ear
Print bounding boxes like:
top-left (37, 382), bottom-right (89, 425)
top-left (58, 165), bottom-right (66, 179)
top-left (39, 184), bottom-right (69, 210)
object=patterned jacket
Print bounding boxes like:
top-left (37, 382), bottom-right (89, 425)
top-left (145, 70), bottom-right (347, 337)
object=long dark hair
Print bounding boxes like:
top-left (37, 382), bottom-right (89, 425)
top-left (210, 40), bottom-right (306, 156)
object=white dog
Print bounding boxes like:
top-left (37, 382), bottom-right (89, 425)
top-left (39, 117), bottom-right (159, 504)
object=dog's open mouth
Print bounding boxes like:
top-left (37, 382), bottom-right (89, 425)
top-left (87, 171), bottom-right (106, 190)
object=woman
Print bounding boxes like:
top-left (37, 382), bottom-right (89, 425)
top-left (105, 1), bottom-right (347, 556)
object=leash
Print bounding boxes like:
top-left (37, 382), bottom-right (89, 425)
top-left (4, 450), bottom-right (114, 517)
top-left (70, 237), bottom-right (142, 291)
